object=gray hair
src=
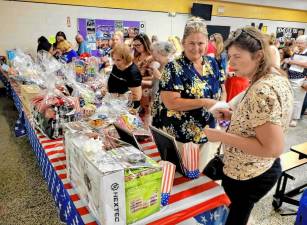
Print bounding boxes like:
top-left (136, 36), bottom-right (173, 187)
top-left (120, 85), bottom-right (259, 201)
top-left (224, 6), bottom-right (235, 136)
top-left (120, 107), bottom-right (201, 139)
top-left (296, 35), bottom-right (307, 43)
top-left (151, 41), bottom-right (176, 56)
top-left (183, 17), bottom-right (208, 42)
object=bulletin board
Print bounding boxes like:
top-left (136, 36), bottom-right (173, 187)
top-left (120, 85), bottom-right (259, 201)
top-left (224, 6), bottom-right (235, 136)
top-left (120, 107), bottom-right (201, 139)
top-left (276, 27), bottom-right (305, 45)
top-left (77, 18), bottom-right (145, 55)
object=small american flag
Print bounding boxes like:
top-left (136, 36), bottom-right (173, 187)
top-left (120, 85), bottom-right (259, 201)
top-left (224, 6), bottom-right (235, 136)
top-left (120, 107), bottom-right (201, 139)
top-left (182, 142), bottom-right (200, 179)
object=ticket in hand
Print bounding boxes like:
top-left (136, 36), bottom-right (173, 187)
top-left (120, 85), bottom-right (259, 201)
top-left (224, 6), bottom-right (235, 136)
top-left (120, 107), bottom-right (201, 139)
top-left (208, 101), bottom-right (229, 114)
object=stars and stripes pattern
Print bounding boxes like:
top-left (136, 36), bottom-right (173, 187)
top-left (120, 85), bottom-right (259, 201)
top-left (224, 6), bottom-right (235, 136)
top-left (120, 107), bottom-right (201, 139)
top-left (159, 161), bottom-right (176, 206)
top-left (2, 72), bottom-right (230, 225)
top-left (182, 142), bottom-right (200, 179)
top-left (14, 113), bottom-right (27, 137)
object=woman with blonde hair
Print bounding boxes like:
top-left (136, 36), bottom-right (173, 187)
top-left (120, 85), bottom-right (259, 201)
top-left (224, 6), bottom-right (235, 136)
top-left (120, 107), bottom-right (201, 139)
top-left (265, 33), bottom-right (280, 67)
top-left (152, 17), bottom-right (224, 170)
top-left (204, 27), bottom-right (293, 225)
top-left (56, 40), bottom-right (78, 63)
top-left (209, 33), bottom-right (227, 100)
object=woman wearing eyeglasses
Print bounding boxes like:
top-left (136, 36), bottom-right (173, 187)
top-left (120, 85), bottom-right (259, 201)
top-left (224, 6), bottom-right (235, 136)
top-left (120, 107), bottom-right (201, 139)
top-left (107, 44), bottom-right (142, 109)
top-left (152, 17), bottom-right (224, 169)
top-left (133, 33), bottom-right (154, 124)
top-left (204, 27), bottom-right (293, 225)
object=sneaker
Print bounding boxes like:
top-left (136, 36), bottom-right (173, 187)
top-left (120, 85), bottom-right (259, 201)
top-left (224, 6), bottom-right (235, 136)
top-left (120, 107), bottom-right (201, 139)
top-left (289, 120), bottom-right (298, 127)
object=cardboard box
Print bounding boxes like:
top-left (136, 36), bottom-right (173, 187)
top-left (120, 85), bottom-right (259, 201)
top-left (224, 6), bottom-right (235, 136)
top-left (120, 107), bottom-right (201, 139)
top-left (20, 84), bottom-right (41, 113)
top-left (65, 133), bottom-right (162, 225)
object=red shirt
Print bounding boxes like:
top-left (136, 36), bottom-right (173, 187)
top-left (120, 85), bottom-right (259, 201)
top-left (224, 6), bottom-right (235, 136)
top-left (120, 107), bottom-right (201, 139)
top-left (206, 42), bottom-right (216, 56)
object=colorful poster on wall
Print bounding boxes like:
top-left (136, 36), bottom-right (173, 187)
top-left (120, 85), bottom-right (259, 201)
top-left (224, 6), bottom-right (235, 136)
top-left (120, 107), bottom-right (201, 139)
top-left (78, 18), bottom-right (145, 56)
top-left (276, 27), bottom-right (305, 45)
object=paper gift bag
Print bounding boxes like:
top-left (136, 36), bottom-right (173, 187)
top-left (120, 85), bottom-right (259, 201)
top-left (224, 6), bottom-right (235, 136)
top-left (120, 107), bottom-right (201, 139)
top-left (159, 161), bottom-right (176, 206)
top-left (182, 142), bottom-right (200, 179)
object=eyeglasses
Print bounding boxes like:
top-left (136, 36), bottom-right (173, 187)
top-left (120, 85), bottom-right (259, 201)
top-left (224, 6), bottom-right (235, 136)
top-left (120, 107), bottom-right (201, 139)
top-left (133, 43), bottom-right (142, 48)
top-left (227, 28), bottom-right (263, 49)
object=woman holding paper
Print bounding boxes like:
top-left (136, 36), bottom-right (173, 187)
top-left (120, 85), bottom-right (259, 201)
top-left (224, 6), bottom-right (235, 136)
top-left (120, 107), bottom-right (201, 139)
top-left (285, 35), bottom-right (307, 127)
top-left (152, 17), bottom-right (224, 170)
top-left (204, 27), bottom-right (293, 225)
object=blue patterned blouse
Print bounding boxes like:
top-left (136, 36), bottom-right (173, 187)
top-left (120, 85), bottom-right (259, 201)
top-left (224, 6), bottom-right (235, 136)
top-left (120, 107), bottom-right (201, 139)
top-left (152, 54), bottom-right (224, 144)
top-left (288, 51), bottom-right (307, 79)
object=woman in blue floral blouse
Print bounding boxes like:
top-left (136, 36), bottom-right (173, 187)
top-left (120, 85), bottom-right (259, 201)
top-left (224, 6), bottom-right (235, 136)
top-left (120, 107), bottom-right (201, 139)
top-left (152, 17), bottom-right (225, 149)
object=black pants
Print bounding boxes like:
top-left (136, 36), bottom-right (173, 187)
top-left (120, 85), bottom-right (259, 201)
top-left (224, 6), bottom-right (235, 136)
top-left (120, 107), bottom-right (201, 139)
top-left (301, 93), bottom-right (307, 116)
top-left (222, 158), bottom-right (281, 225)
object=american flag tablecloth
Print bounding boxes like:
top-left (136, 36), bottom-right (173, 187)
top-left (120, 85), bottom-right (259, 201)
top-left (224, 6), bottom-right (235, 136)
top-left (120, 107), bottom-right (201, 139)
top-left (2, 72), bottom-right (230, 225)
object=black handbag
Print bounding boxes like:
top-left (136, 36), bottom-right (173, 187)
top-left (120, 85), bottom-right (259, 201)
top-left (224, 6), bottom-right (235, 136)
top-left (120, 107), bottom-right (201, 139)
top-left (203, 143), bottom-right (224, 180)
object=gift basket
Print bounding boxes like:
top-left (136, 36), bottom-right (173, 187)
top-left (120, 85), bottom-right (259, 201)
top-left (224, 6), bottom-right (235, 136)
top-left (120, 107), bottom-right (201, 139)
top-left (73, 56), bottom-right (99, 83)
top-left (31, 72), bottom-right (80, 139)
top-left (10, 49), bottom-right (45, 88)
top-left (64, 57), bottom-right (106, 114)
top-left (36, 50), bottom-right (66, 78)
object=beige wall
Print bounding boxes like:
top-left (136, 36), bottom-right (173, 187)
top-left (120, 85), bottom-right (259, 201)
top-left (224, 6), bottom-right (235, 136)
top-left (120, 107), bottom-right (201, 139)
top-left (0, 1), bottom-right (307, 56)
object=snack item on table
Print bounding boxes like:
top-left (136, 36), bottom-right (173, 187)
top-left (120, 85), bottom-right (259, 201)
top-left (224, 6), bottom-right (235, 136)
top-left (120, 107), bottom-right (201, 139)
top-left (88, 119), bottom-right (105, 129)
top-left (128, 108), bottom-right (138, 115)
top-left (85, 132), bottom-right (100, 139)
top-left (83, 104), bottom-right (96, 116)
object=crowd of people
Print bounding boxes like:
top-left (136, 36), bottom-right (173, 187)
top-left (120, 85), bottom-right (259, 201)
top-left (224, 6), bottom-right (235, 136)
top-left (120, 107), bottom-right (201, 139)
top-left (1, 16), bottom-right (307, 225)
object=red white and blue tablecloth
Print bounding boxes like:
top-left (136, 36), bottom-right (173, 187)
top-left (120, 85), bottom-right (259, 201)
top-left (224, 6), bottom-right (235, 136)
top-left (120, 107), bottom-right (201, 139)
top-left (1, 72), bottom-right (230, 225)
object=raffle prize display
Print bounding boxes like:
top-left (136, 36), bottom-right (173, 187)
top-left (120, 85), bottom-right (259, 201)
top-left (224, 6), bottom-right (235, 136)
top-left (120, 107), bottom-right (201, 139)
top-left (3, 49), bottom-right (230, 225)
top-left (64, 123), bottom-right (163, 225)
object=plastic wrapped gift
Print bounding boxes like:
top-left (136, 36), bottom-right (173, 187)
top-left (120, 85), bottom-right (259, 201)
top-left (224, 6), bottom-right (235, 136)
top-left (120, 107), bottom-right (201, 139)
top-left (65, 60), bottom-right (105, 110)
top-left (31, 75), bottom-right (80, 139)
top-left (64, 132), bottom-right (162, 225)
top-left (36, 50), bottom-right (64, 76)
top-left (10, 49), bottom-right (45, 87)
top-left (182, 142), bottom-right (200, 179)
top-left (32, 94), bottom-right (80, 139)
top-left (159, 161), bottom-right (176, 206)
top-left (73, 56), bottom-right (99, 83)
top-left (86, 56), bottom-right (99, 78)
top-left (20, 84), bottom-right (42, 113)
top-left (74, 59), bottom-right (87, 83)
top-left (115, 113), bottom-right (150, 136)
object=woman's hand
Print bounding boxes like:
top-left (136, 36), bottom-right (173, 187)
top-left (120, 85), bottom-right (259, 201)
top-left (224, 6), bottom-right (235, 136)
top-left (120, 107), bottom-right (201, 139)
top-left (213, 108), bottom-right (232, 121)
top-left (147, 67), bottom-right (161, 80)
top-left (301, 79), bottom-right (307, 91)
top-left (283, 58), bottom-right (291, 64)
top-left (101, 86), bottom-right (107, 97)
top-left (203, 98), bottom-right (217, 109)
top-left (204, 128), bottom-right (223, 142)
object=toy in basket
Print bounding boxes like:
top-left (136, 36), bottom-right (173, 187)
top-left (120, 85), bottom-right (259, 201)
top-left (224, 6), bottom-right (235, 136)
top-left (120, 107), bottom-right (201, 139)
top-left (115, 114), bottom-right (150, 138)
top-left (74, 57), bottom-right (99, 83)
top-left (74, 59), bottom-right (87, 83)
top-left (86, 57), bottom-right (98, 78)
top-left (32, 95), bottom-right (79, 139)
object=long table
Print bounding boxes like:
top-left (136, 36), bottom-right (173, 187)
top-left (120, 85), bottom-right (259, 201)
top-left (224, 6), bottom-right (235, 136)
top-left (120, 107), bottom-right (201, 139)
top-left (1, 72), bottom-right (230, 225)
